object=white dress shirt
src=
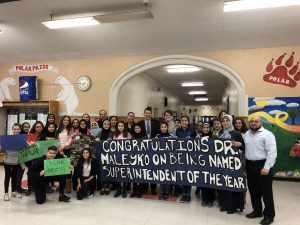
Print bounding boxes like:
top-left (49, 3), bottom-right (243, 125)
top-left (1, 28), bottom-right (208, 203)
top-left (244, 126), bottom-right (277, 170)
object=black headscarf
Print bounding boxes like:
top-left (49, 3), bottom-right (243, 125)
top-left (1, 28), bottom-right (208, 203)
top-left (40, 122), bottom-right (56, 141)
top-left (100, 119), bottom-right (111, 140)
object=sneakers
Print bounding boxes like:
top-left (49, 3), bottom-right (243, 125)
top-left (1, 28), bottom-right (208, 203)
top-left (58, 194), bottom-right (70, 202)
top-left (11, 192), bottom-right (22, 198)
top-left (88, 194), bottom-right (94, 198)
top-left (4, 193), bottom-right (10, 201)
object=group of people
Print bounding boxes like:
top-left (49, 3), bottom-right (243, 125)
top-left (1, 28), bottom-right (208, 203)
top-left (2, 108), bottom-right (277, 225)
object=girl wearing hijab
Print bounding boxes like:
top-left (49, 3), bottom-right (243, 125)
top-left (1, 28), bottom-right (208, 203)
top-left (199, 123), bottom-right (215, 207)
top-left (218, 114), bottom-right (245, 214)
top-left (39, 123), bottom-right (56, 141)
top-left (100, 119), bottom-right (111, 141)
top-left (128, 124), bottom-right (146, 198)
top-left (99, 119), bottom-right (111, 195)
top-left (43, 114), bottom-right (57, 132)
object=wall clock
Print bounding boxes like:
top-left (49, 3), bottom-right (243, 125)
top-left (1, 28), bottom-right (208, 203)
top-left (76, 75), bottom-right (91, 91)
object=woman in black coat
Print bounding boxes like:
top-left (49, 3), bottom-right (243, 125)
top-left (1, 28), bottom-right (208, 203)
top-left (74, 148), bottom-right (98, 200)
top-left (218, 114), bottom-right (245, 214)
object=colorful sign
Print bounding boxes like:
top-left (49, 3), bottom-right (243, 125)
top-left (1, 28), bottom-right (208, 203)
top-left (44, 158), bottom-right (71, 177)
top-left (248, 97), bottom-right (300, 179)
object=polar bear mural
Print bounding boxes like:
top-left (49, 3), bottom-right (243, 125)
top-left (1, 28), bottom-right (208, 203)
top-left (0, 77), bottom-right (16, 101)
top-left (55, 76), bottom-right (78, 115)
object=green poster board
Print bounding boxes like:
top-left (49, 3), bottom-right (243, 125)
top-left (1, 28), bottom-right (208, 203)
top-left (18, 144), bottom-right (39, 164)
top-left (35, 140), bottom-right (58, 156)
top-left (44, 158), bottom-right (71, 177)
top-left (18, 140), bottom-right (58, 164)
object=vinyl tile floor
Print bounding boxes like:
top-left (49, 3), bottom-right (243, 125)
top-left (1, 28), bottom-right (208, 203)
top-left (0, 166), bottom-right (299, 225)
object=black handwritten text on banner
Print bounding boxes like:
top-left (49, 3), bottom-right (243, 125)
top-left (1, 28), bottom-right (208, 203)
top-left (96, 137), bottom-right (246, 192)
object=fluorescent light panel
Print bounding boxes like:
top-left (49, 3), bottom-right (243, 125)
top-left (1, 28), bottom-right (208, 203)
top-left (166, 65), bottom-right (200, 73)
top-left (188, 91), bottom-right (207, 95)
top-left (195, 98), bottom-right (208, 101)
top-left (224, 0), bottom-right (300, 12)
top-left (42, 17), bottom-right (99, 29)
top-left (181, 82), bottom-right (204, 87)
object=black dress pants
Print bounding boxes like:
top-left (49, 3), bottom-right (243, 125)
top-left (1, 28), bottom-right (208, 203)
top-left (33, 175), bottom-right (66, 204)
top-left (77, 176), bottom-right (95, 200)
top-left (246, 160), bottom-right (275, 219)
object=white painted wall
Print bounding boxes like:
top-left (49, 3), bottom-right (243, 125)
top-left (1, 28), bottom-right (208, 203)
top-left (118, 73), bottom-right (184, 117)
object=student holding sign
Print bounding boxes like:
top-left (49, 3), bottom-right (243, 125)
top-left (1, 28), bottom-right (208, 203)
top-left (129, 124), bottom-right (146, 198)
top-left (198, 122), bottom-right (216, 208)
top-left (25, 121), bottom-right (44, 196)
top-left (112, 121), bottom-right (132, 198)
top-left (176, 115), bottom-right (197, 203)
top-left (218, 114), bottom-right (245, 214)
top-left (74, 148), bottom-right (98, 200)
top-left (3, 123), bottom-right (23, 201)
top-left (156, 122), bottom-right (174, 201)
top-left (29, 146), bottom-right (70, 204)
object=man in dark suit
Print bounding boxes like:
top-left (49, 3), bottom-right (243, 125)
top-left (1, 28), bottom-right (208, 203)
top-left (97, 109), bottom-right (108, 128)
top-left (138, 107), bottom-right (159, 195)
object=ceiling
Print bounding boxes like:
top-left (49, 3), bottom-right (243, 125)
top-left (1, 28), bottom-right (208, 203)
top-left (1, 0), bottom-right (300, 64)
top-left (144, 65), bottom-right (229, 106)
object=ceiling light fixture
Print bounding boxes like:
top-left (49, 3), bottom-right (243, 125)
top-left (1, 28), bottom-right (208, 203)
top-left (181, 82), bottom-right (204, 87)
top-left (195, 98), bottom-right (208, 101)
top-left (166, 65), bottom-right (200, 73)
top-left (42, 1), bottom-right (153, 29)
top-left (42, 17), bottom-right (100, 29)
top-left (224, 0), bottom-right (300, 12)
top-left (188, 91), bottom-right (207, 95)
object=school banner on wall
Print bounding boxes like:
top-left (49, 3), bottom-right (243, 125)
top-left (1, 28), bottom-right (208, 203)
top-left (96, 138), bottom-right (246, 192)
top-left (248, 97), bottom-right (300, 179)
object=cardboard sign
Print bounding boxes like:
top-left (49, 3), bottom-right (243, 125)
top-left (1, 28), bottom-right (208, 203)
top-left (44, 158), bottom-right (71, 177)
top-left (0, 134), bottom-right (27, 152)
top-left (18, 140), bottom-right (58, 164)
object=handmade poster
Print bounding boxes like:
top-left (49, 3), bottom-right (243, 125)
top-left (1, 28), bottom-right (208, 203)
top-left (0, 134), bottom-right (27, 151)
top-left (18, 140), bottom-right (58, 164)
top-left (248, 97), bottom-right (300, 179)
top-left (44, 158), bottom-right (71, 177)
top-left (18, 144), bottom-right (39, 164)
top-left (96, 137), bottom-right (246, 192)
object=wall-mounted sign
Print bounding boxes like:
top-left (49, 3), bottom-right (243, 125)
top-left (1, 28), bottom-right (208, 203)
top-left (8, 64), bottom-right (59, 74)
top-left (263, 52), bottom-right (300, 88)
